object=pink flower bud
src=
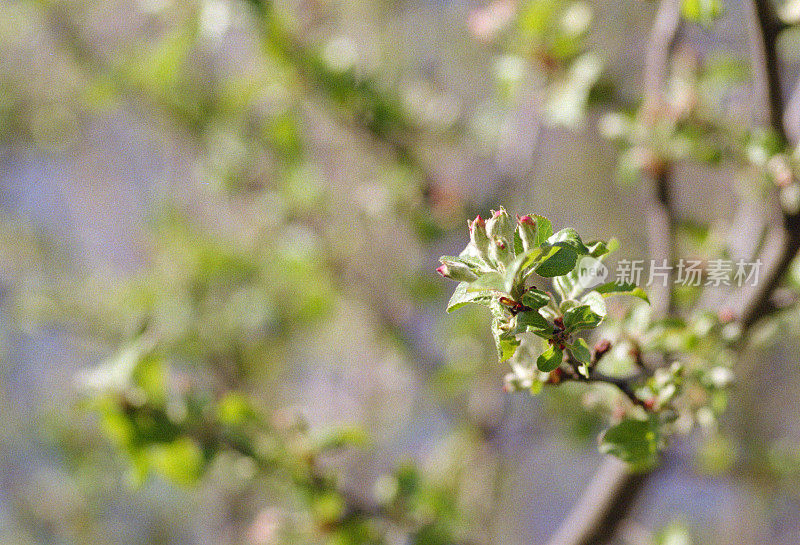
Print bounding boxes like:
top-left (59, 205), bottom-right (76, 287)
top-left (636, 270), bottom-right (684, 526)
top-left (469, 215), bottom-right (492, 261)
top-left (469, 215), bottom-right (486, 232)
top-left (436, 260), bottom-right (478, 282)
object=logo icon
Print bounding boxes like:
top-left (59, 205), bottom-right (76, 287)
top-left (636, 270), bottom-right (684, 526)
top-left (576, 256), bottom-right (608, 289)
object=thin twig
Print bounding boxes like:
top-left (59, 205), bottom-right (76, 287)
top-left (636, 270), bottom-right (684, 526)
top-left (561, 352), bottom-right (648, 409)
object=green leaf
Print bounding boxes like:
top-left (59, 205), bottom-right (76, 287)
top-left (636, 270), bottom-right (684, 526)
top-left (563, 304), bottom-right (603, 331)
top-left (595, 281), bottom-right (649, 303)
top-left (570, 337), bottom-right (591, 378)
top-left (556, 251), bottom-right (611, 299)
top-left (145, 437), bottom-right (204, 485)
top-left (458, 244), bottom-right (487, 265)
top-left (98, 406), bottom-right (135, 450)
top-left (537, 344), bottom-right (563, 372)
top-left (581, 290), bottom-right (607, 318)
top-left (553, 270), bottom-right (580, 300)
top-left (131, 353), bottom-right (166, 403)
top-left (547, 228), bottom-right (590, 255)
top-left (571, 338), bottom-right (592, 364)
top-left (535, 247), bottom-right (578, 277)
top-left (217, 392), bottom-right (255, 425)
top-left (513, 230), bottom-right (524, 255)
top-left (516, 309), bottom-right (552, 338)
top-left (439, 255), bottom-right (480, 271)
top-left (447, 282), bottom-right (493, 313)
top-left (493, 324), bottom-right (520, 362)
top-left (585, 238), bottom-right (618, 258)
top-left (311, 491), bottom-right (346, 524)
top-left (521, 288), bottom-right (551, 309)
top-left (313, 424), bottom-right (369, 451)
top-left (560, 299), bottom-right (580, 313)
top-left (458, 244), bottom-right (493, 270)
top-left (599, 418), bottom-right (662, 472)
top-left (532, 215), bottom-right (553, 247)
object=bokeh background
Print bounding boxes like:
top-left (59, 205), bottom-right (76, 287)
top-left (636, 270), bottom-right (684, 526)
top-left (2, 0), bottom-right (800, 544)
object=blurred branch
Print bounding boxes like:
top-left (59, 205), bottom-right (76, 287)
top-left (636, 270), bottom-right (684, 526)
top-left (747, 0), bottom-right (787, 143)
top-left (206, 414), bottom-right (484, 544)
top-left (643, 0), bottom-right (681, 317)
top-left (546, 458), bottom-right (649, 545)
top-left (784, 77), bottom-right (800, 142)
top-left (642, 1), bottom-right (683, 112)
top-left (574, 3), bottom-right (800, 541)
top-left (738, 0), bottom-right (800, 330)
top-left (545, 2), bottom-right (682, 545)
top-left (40, 1), bottom-right (104, 72)
top-left (647, 167), bottom-right (678, 316)
top-left (739, 225), bottom-right (800, 329)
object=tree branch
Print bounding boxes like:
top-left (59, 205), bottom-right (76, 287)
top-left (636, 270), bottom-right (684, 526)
top-left (546, 6), bottom-right (796, 543)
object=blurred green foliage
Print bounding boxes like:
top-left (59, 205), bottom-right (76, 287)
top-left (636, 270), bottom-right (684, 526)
top-left (3, 0), bottom-right (800, 544)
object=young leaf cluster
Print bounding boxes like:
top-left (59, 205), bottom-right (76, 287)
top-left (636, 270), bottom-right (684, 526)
top-left (438, 210), bottom-right (646, 371)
